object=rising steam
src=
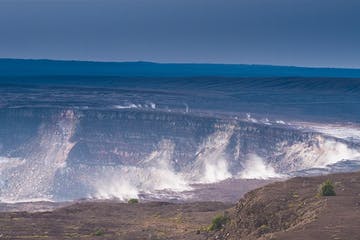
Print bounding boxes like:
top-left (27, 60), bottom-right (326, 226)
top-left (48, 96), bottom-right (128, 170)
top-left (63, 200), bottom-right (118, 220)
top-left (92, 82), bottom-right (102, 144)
top-left (189, 125), bottom-right (234, 183)
top-left (92, 140), bottom-right (189, 200)
top-left (2, 111), bottom-right (360, 203)
top-left (239, 154), bottom-right (282, 179)
top-left (278, 135), bottom-right (360, 171)
top-left (0, 110), bottom-right (77, 202)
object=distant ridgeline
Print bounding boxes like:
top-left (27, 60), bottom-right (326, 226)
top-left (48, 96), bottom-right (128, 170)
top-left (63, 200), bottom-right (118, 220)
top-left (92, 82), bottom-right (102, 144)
top-left (1, 58), bottom-right (360, 78)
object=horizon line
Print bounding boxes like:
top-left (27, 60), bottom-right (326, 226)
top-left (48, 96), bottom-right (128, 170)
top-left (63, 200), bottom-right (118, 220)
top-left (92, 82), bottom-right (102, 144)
top-left (1, 58), bottom-right (360, 71)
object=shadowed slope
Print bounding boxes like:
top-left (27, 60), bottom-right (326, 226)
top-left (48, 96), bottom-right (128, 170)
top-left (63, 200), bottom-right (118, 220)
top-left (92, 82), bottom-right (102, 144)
top-left (213, 171), bottom-right (360, 240)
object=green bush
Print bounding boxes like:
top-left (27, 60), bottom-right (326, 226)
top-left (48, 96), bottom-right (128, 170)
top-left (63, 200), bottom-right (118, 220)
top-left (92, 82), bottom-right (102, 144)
top-left (209, 214), bottom-right (229, 231)
top-left (319, 180), bottom-right (336, 196)
top-left (94, 228), bottom-right (105, 236)
top-left (257, 224), bottom-right (271, 235)
top-left (128, 198), bottom-right (139, 204)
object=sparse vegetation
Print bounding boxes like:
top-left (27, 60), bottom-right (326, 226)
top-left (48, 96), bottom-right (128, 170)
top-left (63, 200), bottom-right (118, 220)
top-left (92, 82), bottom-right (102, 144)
top-left (209, 213), bottom-right (229, 231)
top-left (257, 224), bottom-right (271, 236)
top-left (0, 201), bottom-right (231, 239)
top-left (94, 228), bottom-right (105, 236)
top-left (319, 180), bottom-right (336, 196)
top-left (128, 198), bottom-right (139, 204)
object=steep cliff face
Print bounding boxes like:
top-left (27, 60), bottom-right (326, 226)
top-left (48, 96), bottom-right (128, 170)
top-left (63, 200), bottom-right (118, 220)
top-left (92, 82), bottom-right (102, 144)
top-left (1, 107), bottom-right (360, 202)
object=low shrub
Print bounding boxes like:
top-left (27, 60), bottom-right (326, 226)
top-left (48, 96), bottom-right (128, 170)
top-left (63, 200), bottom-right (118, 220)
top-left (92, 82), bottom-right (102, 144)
top-left (128, 198), bottom-right (139, 204)
top-left (319, 180), bottom-right (336, 196)
top-left (257, 224), bottom-right (271, 236)
top-left (94, 228), bottom-right (105, 236)
top-left (209, 214), bottom-right (229, 231)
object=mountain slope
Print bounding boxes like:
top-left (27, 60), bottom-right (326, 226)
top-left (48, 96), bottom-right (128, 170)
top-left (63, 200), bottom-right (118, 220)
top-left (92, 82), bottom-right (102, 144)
top-left (213, 171), bottom-right (360, 240)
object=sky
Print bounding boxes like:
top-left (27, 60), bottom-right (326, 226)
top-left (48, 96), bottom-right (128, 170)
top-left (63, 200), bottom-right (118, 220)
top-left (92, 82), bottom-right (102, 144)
top-left (0, 0), bottom-right (360, 68)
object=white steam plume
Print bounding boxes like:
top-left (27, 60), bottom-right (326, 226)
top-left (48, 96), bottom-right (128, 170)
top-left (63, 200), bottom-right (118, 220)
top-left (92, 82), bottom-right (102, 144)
top-left (278, 135), bottom-right (360, 171)
top-left (190, 125), bottom-right (234, 183)
top-left (92, 140), bottom-right (190, 201)
top-left (0, 110), bottom-right (77, 202)
top-left (239, 154), bottom-right (282, 179)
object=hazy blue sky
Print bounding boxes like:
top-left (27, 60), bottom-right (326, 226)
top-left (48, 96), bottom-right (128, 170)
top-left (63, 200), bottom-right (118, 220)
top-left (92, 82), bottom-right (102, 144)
top-left (1, 0), bottom-right (360, 67)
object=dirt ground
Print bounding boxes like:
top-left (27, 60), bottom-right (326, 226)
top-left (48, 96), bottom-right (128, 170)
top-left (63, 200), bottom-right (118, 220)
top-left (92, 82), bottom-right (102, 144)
top-left (0, 201), bottom-right (230, 240)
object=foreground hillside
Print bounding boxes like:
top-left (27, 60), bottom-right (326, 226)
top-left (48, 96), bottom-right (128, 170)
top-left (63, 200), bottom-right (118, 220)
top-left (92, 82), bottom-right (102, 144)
top-left (0, 171), bottom-right (359, 239)
top-left (213, 171), bottom-right (360, 240)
